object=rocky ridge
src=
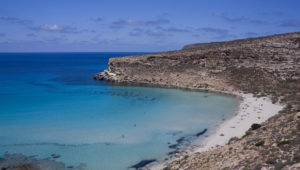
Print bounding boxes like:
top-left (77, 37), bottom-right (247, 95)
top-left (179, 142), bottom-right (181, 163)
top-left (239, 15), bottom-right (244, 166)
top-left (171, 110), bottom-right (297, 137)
top-left (94, 32), bottom-right (299, 94)
top-left (94, 32), bottom-right (300, 170)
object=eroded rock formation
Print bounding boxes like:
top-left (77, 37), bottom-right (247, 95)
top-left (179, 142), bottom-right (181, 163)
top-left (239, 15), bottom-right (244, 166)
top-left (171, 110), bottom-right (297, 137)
top-left (95, 32), bottom-right (300, 169)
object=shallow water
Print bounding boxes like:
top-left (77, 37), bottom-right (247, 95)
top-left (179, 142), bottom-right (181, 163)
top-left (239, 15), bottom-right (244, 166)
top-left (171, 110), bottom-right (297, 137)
top-left (0, 53), bottom-right (239, 170)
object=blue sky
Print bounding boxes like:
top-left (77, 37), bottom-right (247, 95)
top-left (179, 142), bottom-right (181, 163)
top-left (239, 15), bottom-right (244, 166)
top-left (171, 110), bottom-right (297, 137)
top-left (0, 0), bottom-right (300, 52)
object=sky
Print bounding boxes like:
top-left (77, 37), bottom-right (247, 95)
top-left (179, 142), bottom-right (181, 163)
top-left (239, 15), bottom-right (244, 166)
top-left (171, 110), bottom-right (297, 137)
top-left (0, 0), bottom-right (300, 52)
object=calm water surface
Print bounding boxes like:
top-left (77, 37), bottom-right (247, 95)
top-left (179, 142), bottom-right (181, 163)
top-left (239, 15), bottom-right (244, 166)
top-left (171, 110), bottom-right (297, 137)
top-left (0, 53), bottom-right (238, 170)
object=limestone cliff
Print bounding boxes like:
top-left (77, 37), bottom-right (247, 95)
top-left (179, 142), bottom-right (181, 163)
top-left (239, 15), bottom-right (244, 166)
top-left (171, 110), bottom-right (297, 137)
top-left (94, 32), bottom-right (300, 169)
top-left (94, 32), bottom-right (299, 94)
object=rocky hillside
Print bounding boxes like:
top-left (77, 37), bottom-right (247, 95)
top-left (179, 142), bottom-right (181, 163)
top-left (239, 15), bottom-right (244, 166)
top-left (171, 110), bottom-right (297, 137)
top-left (94, 32), bottom-right (300, 109)
top-left (164, 112), bottom-right (300, 170)
top-left (94, 32), bottom-right (300, 169)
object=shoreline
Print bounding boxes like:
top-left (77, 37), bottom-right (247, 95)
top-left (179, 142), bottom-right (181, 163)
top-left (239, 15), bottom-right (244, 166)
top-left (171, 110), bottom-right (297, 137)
top-left (145, 92), bottom-right (284, 170)
top-left (194, 93), bottom-right (283, 152)
top-left (94, 32), bottom-right (300, 169)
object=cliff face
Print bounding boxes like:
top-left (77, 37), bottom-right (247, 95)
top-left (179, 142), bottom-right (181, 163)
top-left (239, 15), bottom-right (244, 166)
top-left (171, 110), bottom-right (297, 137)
top-left (94, 32), bottom-right (300, 169)
top-left (94, 32), bottom-right (299, 95)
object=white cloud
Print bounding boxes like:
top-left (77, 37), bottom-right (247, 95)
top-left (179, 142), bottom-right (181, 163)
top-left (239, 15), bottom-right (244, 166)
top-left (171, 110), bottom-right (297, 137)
top-left (40, 24), bottom-right (63, 31)
top-left (111, 19), bottom-right (170, 29)
top-left (30, 24), bottom-right (80, 34)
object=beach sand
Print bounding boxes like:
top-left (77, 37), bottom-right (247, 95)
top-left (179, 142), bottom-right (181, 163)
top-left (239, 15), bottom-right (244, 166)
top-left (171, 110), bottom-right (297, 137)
top-left (194, 93), bottom-right (283, 152)
top-left (146, 93), bottom-right (284, 170)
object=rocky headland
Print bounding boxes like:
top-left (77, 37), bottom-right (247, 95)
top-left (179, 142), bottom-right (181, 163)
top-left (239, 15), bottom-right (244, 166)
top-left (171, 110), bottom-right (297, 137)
top-left (94, 32), bottom-right (300, 170)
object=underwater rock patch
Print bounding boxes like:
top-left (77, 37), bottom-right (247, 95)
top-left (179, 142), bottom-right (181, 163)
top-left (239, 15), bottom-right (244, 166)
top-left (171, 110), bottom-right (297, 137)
top-left (130, 159), bottom-right (156, 169)
top-left (0, 153), bottom-right (86, 170)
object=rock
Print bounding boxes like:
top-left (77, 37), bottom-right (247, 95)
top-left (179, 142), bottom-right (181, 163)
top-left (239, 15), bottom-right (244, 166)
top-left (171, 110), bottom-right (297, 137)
top-left (196, 128), bottom-right (207, 137)
top-left (130, 159), bottom-right (156, 169)
top-left (51, 154), bottom-right (61, 159)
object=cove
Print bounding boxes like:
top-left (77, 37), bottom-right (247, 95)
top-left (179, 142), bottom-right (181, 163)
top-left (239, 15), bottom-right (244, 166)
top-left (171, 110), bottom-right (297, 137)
top-left (0, 53), bottom-right (239, 170)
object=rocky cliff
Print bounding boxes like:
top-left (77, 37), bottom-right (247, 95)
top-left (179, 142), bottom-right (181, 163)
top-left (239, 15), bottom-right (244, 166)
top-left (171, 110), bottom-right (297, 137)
top-left (94, 32), bottom-right (299, 94)
top-left (94, 32), bottom-right (300, 169)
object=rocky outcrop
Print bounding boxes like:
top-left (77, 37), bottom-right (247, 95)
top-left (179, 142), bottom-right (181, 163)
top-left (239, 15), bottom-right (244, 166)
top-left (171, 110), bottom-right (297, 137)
top-left (94, 32), bottom-right (300, 169)
top-left (94, 32), bottom-right (299, 93)
top-left (164, 112), bottom-right (300, 170)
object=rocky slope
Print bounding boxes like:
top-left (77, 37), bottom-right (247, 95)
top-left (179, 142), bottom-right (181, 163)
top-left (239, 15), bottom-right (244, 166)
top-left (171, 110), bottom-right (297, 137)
top-left (94, 32), bottom-right (299, 95)
top-left (164, 112), bottom-right (300, 170)
top-left (94, 32), bottom-right (300, 170)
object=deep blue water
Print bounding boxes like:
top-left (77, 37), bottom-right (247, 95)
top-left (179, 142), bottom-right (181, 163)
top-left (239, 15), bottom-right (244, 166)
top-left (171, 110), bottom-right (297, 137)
top-left (0, 53), bottom-right (238, 170)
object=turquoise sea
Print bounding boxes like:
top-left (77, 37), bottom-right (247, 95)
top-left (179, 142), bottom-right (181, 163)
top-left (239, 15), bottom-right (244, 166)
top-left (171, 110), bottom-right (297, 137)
top-left (0, 53), bottom-right (239, 170)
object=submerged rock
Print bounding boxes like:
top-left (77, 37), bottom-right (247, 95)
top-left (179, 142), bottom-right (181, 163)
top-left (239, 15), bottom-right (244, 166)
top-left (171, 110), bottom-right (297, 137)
top-left (0, 153), bottom-right (86, 170)
top-left (168, 128), bottom-right (208, 149)
top-left (51, 154), bottom-right (61, 159)
top-left (130, 159), bottom-right (156, 169)
top-left (196, 128), bottom-right (207, 137)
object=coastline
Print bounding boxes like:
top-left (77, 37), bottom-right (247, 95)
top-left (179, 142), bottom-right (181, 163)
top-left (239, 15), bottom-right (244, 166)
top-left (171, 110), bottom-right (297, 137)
top-left (195, 93), bottom-right (283, 152)
top-left (94, 32), bottom-right (300, 169)
top-left (145, 92), bottom-right (284, 170)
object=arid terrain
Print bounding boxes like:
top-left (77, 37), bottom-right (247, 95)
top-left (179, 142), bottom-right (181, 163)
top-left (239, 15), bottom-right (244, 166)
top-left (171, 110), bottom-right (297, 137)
top-left (94, 32), bottom-right (300, 170)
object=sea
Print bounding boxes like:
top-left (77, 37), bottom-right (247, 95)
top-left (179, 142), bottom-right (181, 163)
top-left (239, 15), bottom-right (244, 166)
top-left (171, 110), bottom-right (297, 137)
top-left (0, 52), bottom-right (239, 170)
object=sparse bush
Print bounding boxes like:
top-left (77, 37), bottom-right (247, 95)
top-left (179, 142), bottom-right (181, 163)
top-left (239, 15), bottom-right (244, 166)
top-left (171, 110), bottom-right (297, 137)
top-left (242, 131), bottom-right (252, 138)
top-left (228, 137), bottom-right (239, 144)
top-left (266, 159), bottom-right (276, 165)
top-left (274, 164), bottom-right (284, 170)
top-left (279, 104), bottom-right (293, 114)
top-left (255, 141), bottom-right (264, 147)
top-left (251, 123), bottom-right (261, 130)
top-left (272, 98), bottom-right (278, 104)
top-left (257, 93), bottom-right (266, 98)
top-left (293, 156), bottom-right (300, 163)
top-left (277, 140), bottom-right (290, 146)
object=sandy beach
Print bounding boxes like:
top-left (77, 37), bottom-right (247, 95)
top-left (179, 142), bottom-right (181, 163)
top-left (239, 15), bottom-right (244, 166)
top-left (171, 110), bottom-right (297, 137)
top-left (146, 93), bottom-right (284, 170)
top-left (194, 93), bottom-right (283, 152)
